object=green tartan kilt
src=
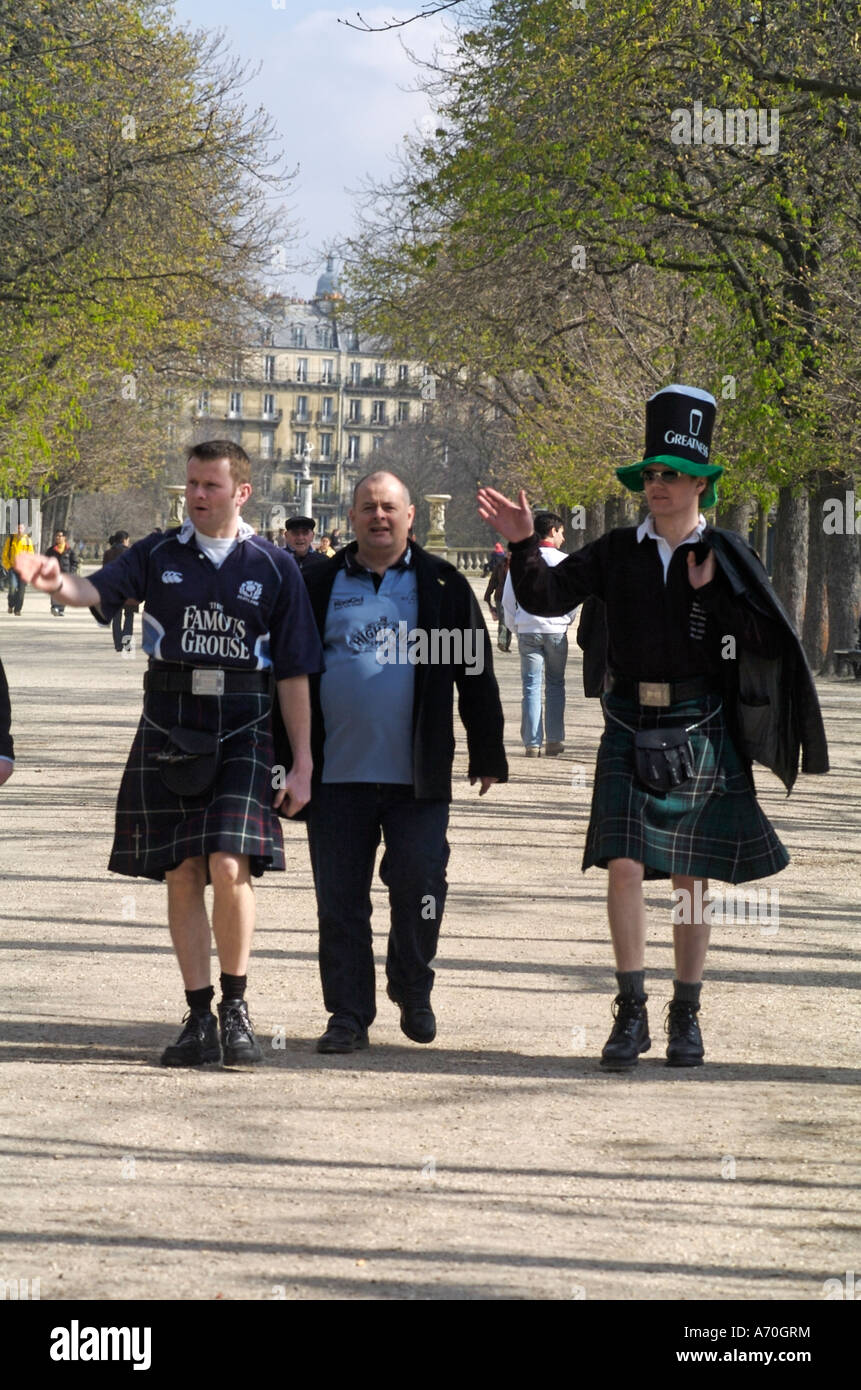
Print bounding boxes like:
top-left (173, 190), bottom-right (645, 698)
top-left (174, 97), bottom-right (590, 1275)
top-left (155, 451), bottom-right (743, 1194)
top-left (582, 692), bottom-right (789, 884)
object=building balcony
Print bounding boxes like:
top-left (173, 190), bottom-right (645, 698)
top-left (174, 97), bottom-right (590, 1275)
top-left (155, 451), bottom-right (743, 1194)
top-left (290, 411), bottom-right (313, 425)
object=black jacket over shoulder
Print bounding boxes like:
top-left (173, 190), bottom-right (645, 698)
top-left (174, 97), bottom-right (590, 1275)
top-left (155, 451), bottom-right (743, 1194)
top-left (273, 541), bottom-right (508, 808)
top-left (511, 524), bottom-right (828, 793)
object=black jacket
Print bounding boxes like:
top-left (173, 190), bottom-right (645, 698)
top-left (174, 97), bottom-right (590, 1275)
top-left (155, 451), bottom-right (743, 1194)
top-left (0, 658), bottom-right (12, 760)
top-left (511, 524), bottom-right (828, 793)
top-left (273, 541), bottom-right (508, 808)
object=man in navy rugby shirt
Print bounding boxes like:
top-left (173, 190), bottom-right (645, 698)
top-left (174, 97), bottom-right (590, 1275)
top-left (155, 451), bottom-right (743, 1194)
top-left (17, 441), bottom-right (323, 1069)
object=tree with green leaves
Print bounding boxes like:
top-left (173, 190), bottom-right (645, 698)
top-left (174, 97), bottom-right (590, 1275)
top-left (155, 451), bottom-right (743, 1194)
top-left (347, 0), bottom-right (860, 666)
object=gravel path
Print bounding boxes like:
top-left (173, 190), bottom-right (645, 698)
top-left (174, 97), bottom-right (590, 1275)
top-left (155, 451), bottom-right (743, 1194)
top-left (0, 582), bottom-right (858, 1301)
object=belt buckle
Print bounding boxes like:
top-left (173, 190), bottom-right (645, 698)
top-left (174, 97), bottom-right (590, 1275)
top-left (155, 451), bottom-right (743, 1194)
top-left (638, 681), bottom-right (671, 707)
top-left (192, 668), bottom-right (225, 696)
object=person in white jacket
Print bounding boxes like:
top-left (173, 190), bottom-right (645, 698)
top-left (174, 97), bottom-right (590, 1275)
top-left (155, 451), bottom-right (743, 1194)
top-left (501, 511), bottom-right (579, 755)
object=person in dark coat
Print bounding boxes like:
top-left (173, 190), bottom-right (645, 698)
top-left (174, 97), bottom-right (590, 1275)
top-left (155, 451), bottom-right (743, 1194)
top-left (45, 530), bottom-right (78, 616)
top-left (284, 515), bottom-right (328, 574)
top-left (101, 531), bottom-right (138, 651)
top-left (479, 384), bottom-right (828, 1073)
top-left (0, 656), bottom-right (14, 787)
top-left (274, 470), bottom-right (508, 1055)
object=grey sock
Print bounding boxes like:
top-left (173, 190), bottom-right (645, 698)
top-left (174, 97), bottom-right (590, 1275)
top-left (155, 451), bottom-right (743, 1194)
top-left (673, 979), bottom-right (702, 1007)
top-left (615, 970), bottom-right (646, 1001)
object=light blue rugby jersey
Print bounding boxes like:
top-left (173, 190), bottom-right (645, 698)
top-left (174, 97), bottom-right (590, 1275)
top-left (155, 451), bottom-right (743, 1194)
top-left (319, 564), bottom-right (418, 783)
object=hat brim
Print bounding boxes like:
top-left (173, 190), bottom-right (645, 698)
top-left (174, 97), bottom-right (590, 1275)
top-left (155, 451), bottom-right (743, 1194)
top-left (616, 455), bottom-right (723, 509)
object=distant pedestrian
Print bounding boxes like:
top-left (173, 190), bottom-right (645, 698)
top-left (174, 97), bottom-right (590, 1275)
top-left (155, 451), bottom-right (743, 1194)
top-left (317, 534), bottom-right (336, 557)
top-left (501, 512), bottom-right (577, 755)
top-left (483, 550), bottom-right (511, 651)
top-left (3, 524), bottom-right (35, 615)
top-left (102, 532), bottom-right (137, 652)
top-left (45, 531), bottom-right (78, 616)
top-left (284, 516), bottom-right (328, 575)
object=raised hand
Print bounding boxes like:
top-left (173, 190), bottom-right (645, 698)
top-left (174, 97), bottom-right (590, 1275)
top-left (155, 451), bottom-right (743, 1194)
top-left (14, 552), bottom-right (60, 589)
top-left (476, 486), bottom-right (535, 544)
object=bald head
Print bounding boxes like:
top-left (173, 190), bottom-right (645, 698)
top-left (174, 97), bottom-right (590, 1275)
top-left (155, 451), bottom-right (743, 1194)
top-left (349, 470), bottom-right (416, 575)
top-left (352, 470), bottom-right (411, 508)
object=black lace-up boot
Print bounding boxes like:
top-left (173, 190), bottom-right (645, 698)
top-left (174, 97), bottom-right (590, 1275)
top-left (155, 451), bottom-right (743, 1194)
top-left (665, 1000), bottom-right (704, 1067)
top-left (600, 994), bottom-right (650, 1070)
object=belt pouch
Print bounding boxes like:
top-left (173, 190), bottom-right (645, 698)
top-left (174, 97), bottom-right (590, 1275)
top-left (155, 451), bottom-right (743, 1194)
top-left (155, 726), bottom-right (220, 797)
top-left (633, 726), bottom-right (696, 794)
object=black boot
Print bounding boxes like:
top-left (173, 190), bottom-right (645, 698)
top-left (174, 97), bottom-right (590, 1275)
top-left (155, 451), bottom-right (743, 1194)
top-left (160, 1011), bottom-right (220, 1067)
top-left (665, 1000), bottom-right (704, 1067)
top-left (600, 994), bottom-right (650, 1070)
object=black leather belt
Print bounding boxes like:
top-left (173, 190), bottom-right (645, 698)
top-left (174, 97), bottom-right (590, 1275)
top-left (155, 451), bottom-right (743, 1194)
top-left (144, 665), bottom-right (271, 695)
top-left (608, 673), bottom-right (716, 707)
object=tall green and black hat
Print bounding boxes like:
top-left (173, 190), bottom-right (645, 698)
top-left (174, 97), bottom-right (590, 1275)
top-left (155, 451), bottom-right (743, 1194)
top-left (616, 384), bottom-right (723, 508)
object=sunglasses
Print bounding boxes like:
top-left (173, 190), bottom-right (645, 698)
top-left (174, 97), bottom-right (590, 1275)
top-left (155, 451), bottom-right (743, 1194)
top-left (642, 468), bottom-right (683, 483)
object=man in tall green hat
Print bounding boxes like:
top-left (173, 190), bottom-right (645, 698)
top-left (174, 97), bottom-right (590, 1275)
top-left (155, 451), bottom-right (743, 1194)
top-left (478, 384), bottom-right (828, 1072)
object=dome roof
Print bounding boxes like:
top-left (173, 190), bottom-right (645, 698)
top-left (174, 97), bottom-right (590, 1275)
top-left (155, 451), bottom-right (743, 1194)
top-left (315, 255), bottom-right (341, 300)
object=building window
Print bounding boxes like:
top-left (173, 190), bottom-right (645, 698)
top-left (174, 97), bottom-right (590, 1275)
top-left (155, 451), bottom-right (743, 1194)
top-left (231, 355), bottom-right (242, 379)
top-left (197, 390), bottom-right (210, 414)
top-left (296, 395), bottom-right (309, 421)
top-left (321, 359), bottom-right (333, 384)
top-left (263, 393), bottom-right (275, 418)
top-left (348, 330), bottom-right (359, 351)
top-left (229, 391), bottom-right (242, 416)
top-left (260, 433), bottom-right (273, 459)
top-left (348, 435), bottom-right (360, 461)
top-left (421, 402), bottom-right (432, 422)
top-left (261, 325), bottom-right (273, 346)
top-left (372, 436), bottom-right (383, 452)
top-left (375, 362), bottom-right (386, 384)
top-left (291, 326), bottom-right (305, 348)
top-left (294, 431), bottom-right (307, 455)
top-left (371, 400), bottom-right (386, 424)
top-left (318, 474), bottom-right (331, 495)
top-left (348, 399), bottom-right (362, 422)
top-left (296, 358), bottom-right (308, 382)
top-left (398, 363), bottom-right (409, 382)
top-left (397, 400), bottom-right (409, 424)
top-left (319, 326), bottom-right (332, 348)
top-left (264, 355), bottom-right (276, 382)
top-left (293, 471), bottom-right (303, 495)
top-left (319, 434), bottom-right (332, 458)
top-left (349, 362), bottom-right (361, 385)
top-left (260, 464), bottom-right (272, 489)
top-left (321, 396), bottom-right (333, 421)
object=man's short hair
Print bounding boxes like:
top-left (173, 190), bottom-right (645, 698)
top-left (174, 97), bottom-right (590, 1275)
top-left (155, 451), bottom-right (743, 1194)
top-left (186, 439), bottom-right (251, 489)
top-left (534, 511), bottom-right (563, 539)
top-left (352, 470), bottom-right (412, 506)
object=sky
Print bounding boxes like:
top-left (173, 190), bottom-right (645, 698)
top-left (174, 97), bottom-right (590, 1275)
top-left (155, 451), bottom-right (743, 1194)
top-left (168, 1), bottom-right (461, 299)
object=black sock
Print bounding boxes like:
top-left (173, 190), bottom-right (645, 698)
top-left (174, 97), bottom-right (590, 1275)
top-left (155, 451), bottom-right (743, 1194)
top-left (673, 979), bottom-right (702, 1008)
top-left (186, 985), bottom-right (214, 1014)
top-left (220, 972), bottom-right (247, 1003)
top-left (615, 969), bottom-right (646, 1001)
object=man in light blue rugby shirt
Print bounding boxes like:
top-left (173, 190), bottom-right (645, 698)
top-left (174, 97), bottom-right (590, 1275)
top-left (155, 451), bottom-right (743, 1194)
top-left (276, 471), bottom-right (508, 1054)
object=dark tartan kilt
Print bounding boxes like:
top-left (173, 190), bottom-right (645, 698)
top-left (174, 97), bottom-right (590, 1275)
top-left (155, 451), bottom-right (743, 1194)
top-left (582, 692), bottom-right (789, 884)
top-left (109, 688), bottom-right (283, 882)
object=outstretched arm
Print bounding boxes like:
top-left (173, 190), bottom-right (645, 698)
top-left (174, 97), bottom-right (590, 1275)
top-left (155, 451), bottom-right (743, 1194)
top-left (477, 486), bottom-right (535, 543)
top-left (14, 552), bottom-right (101, 608)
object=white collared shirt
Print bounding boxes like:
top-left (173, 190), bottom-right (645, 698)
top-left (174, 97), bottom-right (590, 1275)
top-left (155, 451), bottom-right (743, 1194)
top-left (177, 515), bottom-right (256, 569)
top-left (636, 513), bottom-right (707, 583)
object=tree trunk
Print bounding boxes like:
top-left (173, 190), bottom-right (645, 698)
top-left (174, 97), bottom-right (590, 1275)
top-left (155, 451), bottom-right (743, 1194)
top-left (716, 498), bottom-right (755, 539)
top-left (753, 503), bottom-right (769, 567)
top-left (801, 477), bottom-right (830, 670)
top-left (822, 477), bottom-right (861, 674)
top-left (585, 501), bottom-right (604, 544)
top-left (771, 485), bottom-right (809, 633)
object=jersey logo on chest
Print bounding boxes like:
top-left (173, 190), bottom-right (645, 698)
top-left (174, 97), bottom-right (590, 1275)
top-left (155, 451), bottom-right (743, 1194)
top-left (161, 570), bottom-right (183, 584)
top-left (237, 580), bottom-right (263, 605)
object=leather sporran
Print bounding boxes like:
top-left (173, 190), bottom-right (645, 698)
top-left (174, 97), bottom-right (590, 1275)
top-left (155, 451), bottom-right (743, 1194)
top-left (154, 726), bottom-right (220, 797)
top-left (633, 726), bottom-right (696, 794)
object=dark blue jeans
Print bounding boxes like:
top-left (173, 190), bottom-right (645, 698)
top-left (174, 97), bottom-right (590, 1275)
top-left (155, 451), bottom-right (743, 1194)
top-left (306, 783), bottom-right (450, 1030)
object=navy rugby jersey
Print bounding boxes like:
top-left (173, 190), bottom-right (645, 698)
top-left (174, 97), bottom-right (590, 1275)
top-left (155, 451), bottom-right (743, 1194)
top-left (89, 521), bottom-right (324, 680)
